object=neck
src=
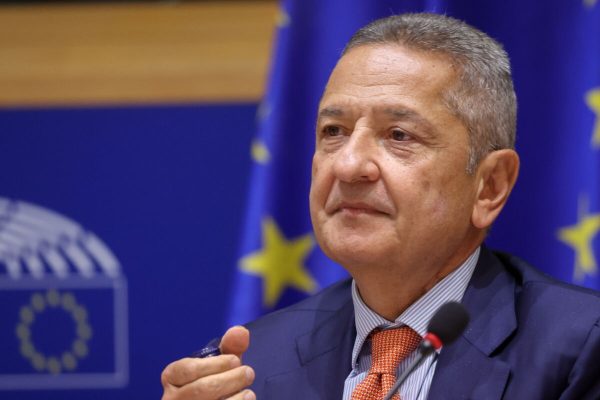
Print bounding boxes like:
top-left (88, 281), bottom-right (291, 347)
top-left (351, 243), bottom-right (481, 321)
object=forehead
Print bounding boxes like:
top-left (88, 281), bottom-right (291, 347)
top-left (322, 44), bottom-right (457, 107)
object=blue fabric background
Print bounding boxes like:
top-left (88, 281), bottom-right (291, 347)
top-left (0, 0), bottom-right (599, 398)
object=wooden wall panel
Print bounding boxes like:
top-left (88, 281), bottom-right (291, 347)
top-left (0, 1), bottom-right (278, 106)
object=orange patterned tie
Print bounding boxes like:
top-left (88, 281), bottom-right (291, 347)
top-left (351, 327), bottom-right (422, 400)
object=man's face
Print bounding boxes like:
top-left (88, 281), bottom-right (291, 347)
top-left (309, 44), bottom-right (481, 275)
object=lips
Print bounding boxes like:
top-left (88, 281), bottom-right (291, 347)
top-left (327, 200), bottom-right (391, 215)
top-left (338, 201), bottom-right (377, 212)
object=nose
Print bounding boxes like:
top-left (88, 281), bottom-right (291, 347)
top-left (332, 131), bottom-right (380, 183)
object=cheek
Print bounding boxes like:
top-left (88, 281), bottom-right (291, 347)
top-left (309, 171), bottom-right (328, 223)
top-left (421, 178), bottom-right (431, 192)
top-left (417, 178), bottom-right (444, 213)
top-left (425, 175), bottom-right (476, 226)
top-left (310, 155), bottom-right (331, 202)
top-left (399, 173), bottom-right (450, 219)
top-left (430, 196), bottom-right (451, 219)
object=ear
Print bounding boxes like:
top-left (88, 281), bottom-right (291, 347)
top-left (471, 149), bottom-right (520, 229)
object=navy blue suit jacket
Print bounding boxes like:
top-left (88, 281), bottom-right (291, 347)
top-left (241, 248), bottom-right (600, 399)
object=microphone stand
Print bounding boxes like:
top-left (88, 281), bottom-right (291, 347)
top-left (381, 341), bottom-right (436, 400)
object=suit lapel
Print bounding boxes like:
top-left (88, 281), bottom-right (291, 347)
top-left (263, 298), bottom-right (355, 399)
top-left (428, 247), bottom-right (516, 400)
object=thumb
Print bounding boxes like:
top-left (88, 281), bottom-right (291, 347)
top-left (219, 325), bottom-right (250, 359)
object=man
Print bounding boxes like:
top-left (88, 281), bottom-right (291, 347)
top-left (161, 13), bottom-right (600, 400)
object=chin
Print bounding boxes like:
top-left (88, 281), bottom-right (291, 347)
top-left (321, 239), bottom-right (386, 269)
top-left (317, 218), bottom-right (389, 259)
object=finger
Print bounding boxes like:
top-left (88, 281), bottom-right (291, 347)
top-left (226, 389), bottom-right (256, 400)
top-left (178, 365), bottom-right (255, 399)
top-left (219, 326), bottom-right (250, 358)
top-left (161, 355), bottom-right (241, 387)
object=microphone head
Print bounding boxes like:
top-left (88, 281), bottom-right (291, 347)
top-left (427, 301), bottom-right (469, 345)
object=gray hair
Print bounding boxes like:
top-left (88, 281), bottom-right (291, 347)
top-left (343, 13), bottom-right (516, 173)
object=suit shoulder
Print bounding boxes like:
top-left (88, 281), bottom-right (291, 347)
top-left (494, 250), bottom-right (600, 317)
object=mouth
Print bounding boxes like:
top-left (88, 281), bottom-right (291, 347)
top-left (332, 201), bottom-right (389, 216)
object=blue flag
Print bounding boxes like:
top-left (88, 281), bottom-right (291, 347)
top-left (486, 0), bottom-right (600, 290)
top-left (228, 0), bottom-right (600, 326)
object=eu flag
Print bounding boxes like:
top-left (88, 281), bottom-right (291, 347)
top-left (228, 0), bottom-right (600, 326)
top-left (485, 1), bottom-right (600, 291)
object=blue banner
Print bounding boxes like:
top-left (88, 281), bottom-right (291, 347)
top-left (0, 104), bottom-right (257, 399)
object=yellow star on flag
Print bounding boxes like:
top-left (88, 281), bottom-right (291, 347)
top-left (251, 139), bottom-right (271, 164)
top-left (276, 7), bottom-right (291, 28)
top-left (240, 218), bottom-right (317, 307)
top-left (557, 196), bottom-right (600, 282)
top-left (585, 88), bottom-right (600, 148)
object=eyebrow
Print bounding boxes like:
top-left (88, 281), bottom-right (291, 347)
top-left (318, 107), bottom-right (345, 118)
top-left (319, 106), bottom-right (428, 121)
top-left (383, 107), bottom-right (438, 136)
top-left (383, 107), bottom-right (430, 125)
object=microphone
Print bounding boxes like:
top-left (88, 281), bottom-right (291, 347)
top-left (382, 301), bottom-right (469, 400)
top-left (420, 301), bottom-right (470, 355)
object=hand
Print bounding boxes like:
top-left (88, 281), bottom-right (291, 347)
top-left (161, 326), bottom-right (255, 400)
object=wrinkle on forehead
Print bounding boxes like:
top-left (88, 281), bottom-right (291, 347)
top-left (327, 44), bottom-right (457, 95)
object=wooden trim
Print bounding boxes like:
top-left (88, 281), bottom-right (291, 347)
top-left (0, 1), bottom-right (277, 106)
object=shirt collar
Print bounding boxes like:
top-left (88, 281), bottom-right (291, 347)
top-left (350, 247), bottom-right (480, 369)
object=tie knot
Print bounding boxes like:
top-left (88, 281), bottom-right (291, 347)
top-left (369, 326), bottom-right (422, 375)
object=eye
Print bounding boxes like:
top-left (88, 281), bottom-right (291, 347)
top-left (323, 125), bottom-right (342, 137)
top-left (391, 129), bottom-right (411, 142)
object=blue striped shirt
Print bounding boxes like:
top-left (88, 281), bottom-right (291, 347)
top-left (342, 247), bottom-right (480, 400)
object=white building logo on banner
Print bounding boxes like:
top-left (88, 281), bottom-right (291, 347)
top-left (0, 197), bottom-right (128, 390)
